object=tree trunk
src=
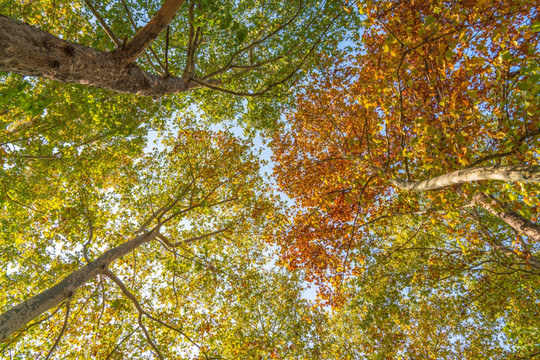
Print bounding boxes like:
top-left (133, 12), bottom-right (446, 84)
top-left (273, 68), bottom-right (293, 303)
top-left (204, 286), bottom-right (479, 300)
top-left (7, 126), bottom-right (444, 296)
top-left (0, 14), bottom-right (195, 97)
top-left (0, 230), bottom-right (158, 343)
top-left (473, 193), bottom-right (540, 243)
top-left (389, 165), bottom-right (540, 191)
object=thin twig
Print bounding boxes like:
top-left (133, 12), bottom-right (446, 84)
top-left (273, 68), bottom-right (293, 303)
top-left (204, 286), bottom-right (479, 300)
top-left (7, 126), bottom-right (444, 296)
top-left (201, 0), bottom-right (305, 80)
top-left (119, 0), bottom-right (167, 74)
top-left (83, 214), bottom-right (94, 264)
top-left (83, 0), bottom-right (121, 46)
top-left (105, 327), bottom-right (140, 360)
top-left (193, 12), bottom-right (342, 96)
top-left (165, 25), bottom-right (170, 75)
top-left (44, 297), bottom-right (72, 360)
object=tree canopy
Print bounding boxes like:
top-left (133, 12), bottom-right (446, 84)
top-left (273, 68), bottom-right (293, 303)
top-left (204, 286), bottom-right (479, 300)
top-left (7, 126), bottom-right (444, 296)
top-left (272, 0), bottom-right (540, 357)
top-left (1, 0), bottom-right (540, 358)
top-left (0, 0), bottom-right (349, 128)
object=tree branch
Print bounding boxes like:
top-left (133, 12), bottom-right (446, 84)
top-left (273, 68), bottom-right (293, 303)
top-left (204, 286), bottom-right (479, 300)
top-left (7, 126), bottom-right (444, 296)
top-left (369, 164), bottom-right (540, 191)
top-left (183, 2), bottom-right (197, 78)
top-left (83, 0), bottom-right (121, 46)
top-left (473, 192), bottom-right (540, 244)
top-left (0, 226), bottom-right (161, 342)
top-left (44, 298), bottom-right (71, 360)
top-left (104, 270), bottom-right (207, 359)
top-left (103, 270), bottom-right (164, 360)
top-left (105, 327), bottom-right (139, 360)
top-left (200, 0), bottom-right (304, 81)
top-left (195, 5), bottom-right (341, 96)
top-left (119, 0), bottom-right (167, 74)
top-left (162, 220), bottom-right (238, 247)
top-left (468, 128), bottom-right (540, 167)
top-left (116, 0), bottom-right (186, 64)
top-left (0, 303), bottom-right (63, 351)
top-left (0, 14), bottom-right (205, 96)
top-left (469, 207), bottom-right (540, 270)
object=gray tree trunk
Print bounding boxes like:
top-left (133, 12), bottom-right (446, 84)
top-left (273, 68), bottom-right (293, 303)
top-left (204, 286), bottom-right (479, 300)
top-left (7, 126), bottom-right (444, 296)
top-left (473, 193), bottom-right (540, 243)
top-left (390, 165), bottom-right (540, 191)
top-left (0, 230), bottom-right (158, 343)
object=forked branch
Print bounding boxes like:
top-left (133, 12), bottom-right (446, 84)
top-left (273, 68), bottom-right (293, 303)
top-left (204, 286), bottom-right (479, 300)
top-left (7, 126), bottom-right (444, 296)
top-left (193, 12), bottom-right (341, 96)
top-left (201, 0), bottom-right (305, 81)
top-left (103, 270), bottom-right (164, 359)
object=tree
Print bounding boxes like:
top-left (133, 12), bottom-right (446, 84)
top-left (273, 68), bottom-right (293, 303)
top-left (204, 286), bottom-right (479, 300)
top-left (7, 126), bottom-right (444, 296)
top-left (272, 0), bottom-right (540, 356)
top-left (316, 216), bottom-right (540, 359)
top-left (0, 0), bottom-right (354, 356)
top-left (0, 0), bottom-right (343, 98)
top-left (0, 123), bottom-right (328, 358)
top-left (0, 0), bottom-right (354, 138)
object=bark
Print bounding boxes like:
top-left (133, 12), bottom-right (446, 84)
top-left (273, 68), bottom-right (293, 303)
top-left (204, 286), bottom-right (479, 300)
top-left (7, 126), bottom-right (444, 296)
top-left (473, 193), bottom-right (540, 243)
top-left (389, 165), bottom-right (540, 192)
top-left (0, 15), bottom-right (196, 97)
top-left (0, 230), bottom-right (159, 343)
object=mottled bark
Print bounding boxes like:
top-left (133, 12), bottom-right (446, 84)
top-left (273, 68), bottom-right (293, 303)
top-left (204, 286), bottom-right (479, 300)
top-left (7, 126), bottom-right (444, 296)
top-left (473, 193), bottom-right (540, 243)
top-left (0, 230), bottom-right (158, 343)
top-left (0, 15), bottom-right (196, 96)
top-left (389, 165), bottom-right (540, 192)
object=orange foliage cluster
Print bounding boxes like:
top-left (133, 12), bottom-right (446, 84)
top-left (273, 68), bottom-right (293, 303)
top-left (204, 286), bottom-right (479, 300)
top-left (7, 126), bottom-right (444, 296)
top-left (272, 0), bottom-right (539, 301)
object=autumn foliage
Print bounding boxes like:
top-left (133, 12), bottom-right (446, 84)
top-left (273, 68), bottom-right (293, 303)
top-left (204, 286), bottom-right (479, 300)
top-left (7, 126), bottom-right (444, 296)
top-left (272, 0), bottom-right (540, 354)
top-left (1, 0), bottom-right (540, 358)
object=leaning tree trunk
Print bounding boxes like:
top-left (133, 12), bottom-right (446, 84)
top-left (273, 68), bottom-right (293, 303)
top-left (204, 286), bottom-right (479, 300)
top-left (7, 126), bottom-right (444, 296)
top-left (0, 230), bottom-right (159, 343)
top-left (0, 0), bottom-right (194, 97)
top-left (375, 162), bottom-right (540, 266)
top-left (473, 193), bottom-right (540, 243)
top-left (388, 165), bottom-right (540, 191)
